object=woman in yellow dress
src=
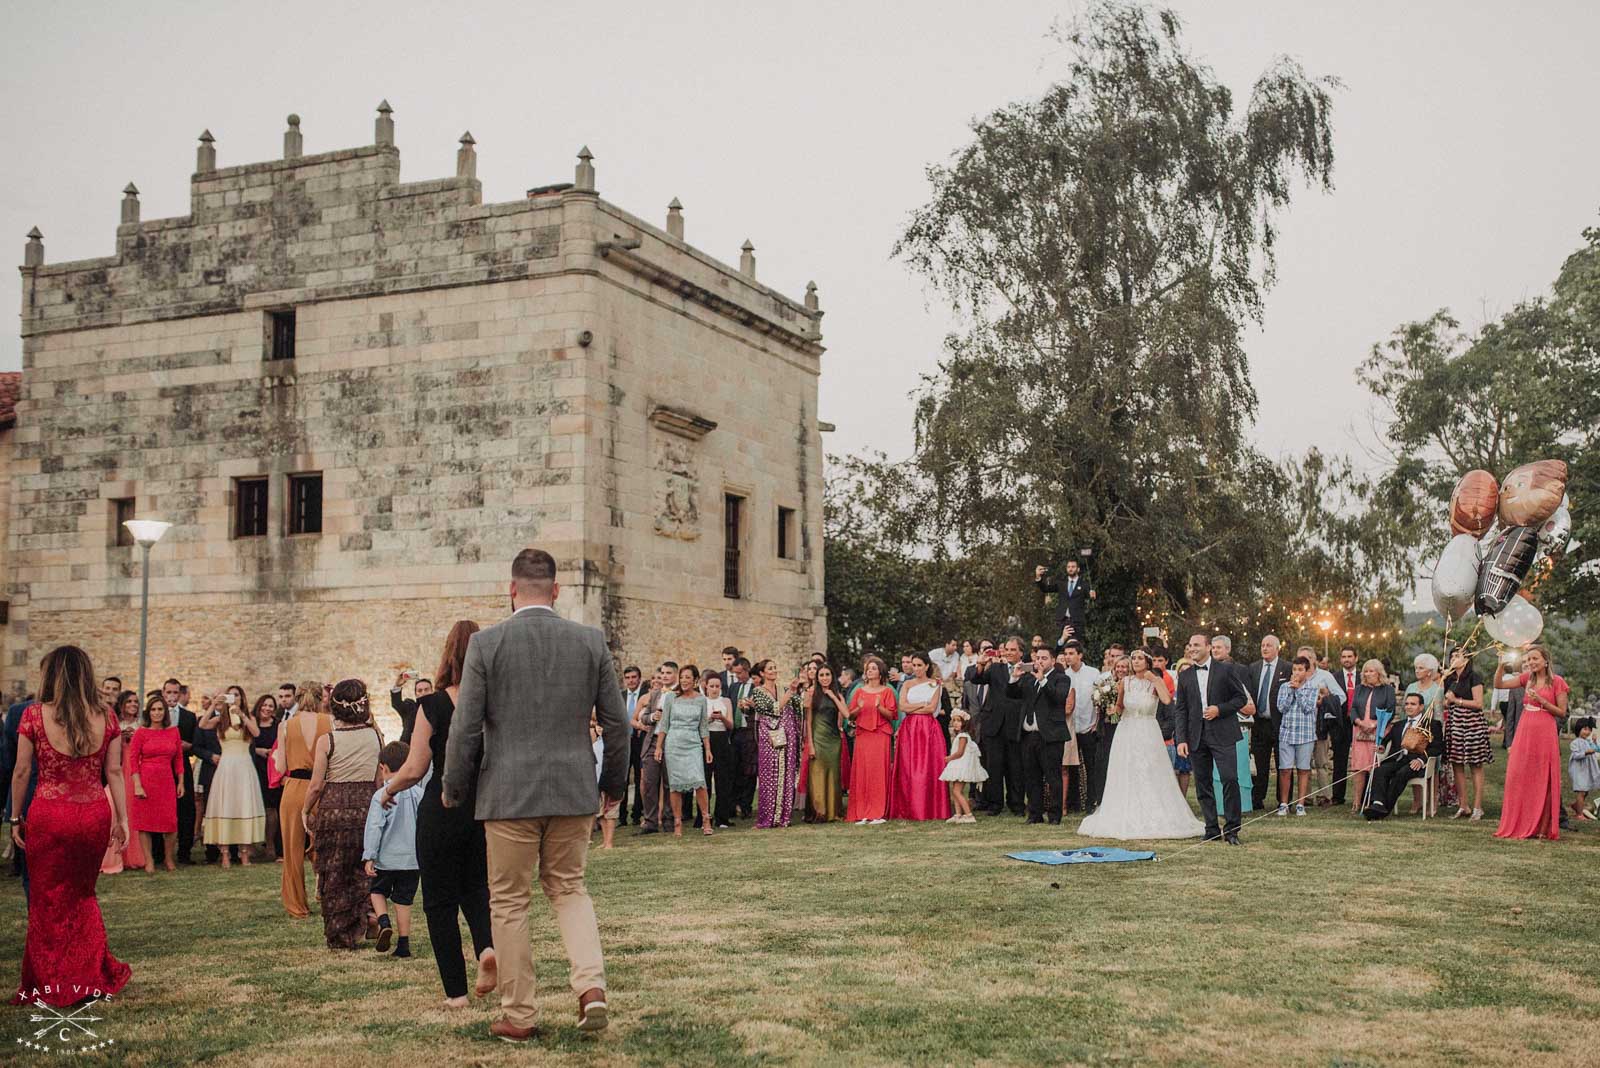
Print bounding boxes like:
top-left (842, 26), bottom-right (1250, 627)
top-left (275, 682), bottom-right (330, 917)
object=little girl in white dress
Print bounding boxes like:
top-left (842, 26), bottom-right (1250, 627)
top-left (940, 711), bottom-right (988, 823)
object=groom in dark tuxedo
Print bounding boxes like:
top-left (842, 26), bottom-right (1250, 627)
top-left (1174, 632), bottom-right (1249, 844)
top-left (1005, 645), bottom-right (1074, 823)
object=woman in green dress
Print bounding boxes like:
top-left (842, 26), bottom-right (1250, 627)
top-left (807, 664), bottom-right (848, 822)
top-left (653, 665), bottom-right (714, 839)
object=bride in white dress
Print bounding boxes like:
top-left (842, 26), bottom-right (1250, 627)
top-left (1078, 649), bottom-right (1204, 840)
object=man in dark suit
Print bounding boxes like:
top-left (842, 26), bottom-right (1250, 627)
top-left (389, 671), bottom-right (433, 744)
top-left (3, 693), bottom-right (37, 895)
top-left (1324, 642), bottom-right (1363, 799)
top-left (1035, 561), bottom-right (1095, 642)
top-left (1005, 646), bottom-right (1075, 823)
top-left (620, 666), bottom-right (645, 827)
top-left (1244, 635), bottom-right (1293, 810)
top-left (1174, 633), bottom-right (1249, 844)
top-left (161, 678), bottom-right (199, 864)
top-left (725, 658), bottom-right (758, 818)
top-left (1363, 692), bottom-right (1446, 820)
top-left (963, 637), bottom-right (1027, 816)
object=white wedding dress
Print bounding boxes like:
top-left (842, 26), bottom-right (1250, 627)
top-left (1077, 676), bottom-right (1204, 840)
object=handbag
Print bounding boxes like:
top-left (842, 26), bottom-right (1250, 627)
top-left (767, 725), bottom-right (788, 749)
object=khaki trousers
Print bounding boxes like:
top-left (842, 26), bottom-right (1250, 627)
top-left (484, 815), bottom-right (606, 1027)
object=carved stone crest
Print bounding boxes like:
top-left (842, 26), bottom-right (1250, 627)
top-left (653, 438), bottom-right (700, 540)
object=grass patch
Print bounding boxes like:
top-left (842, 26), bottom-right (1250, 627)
top-left (4, 758), bottom-right (1599, 1066)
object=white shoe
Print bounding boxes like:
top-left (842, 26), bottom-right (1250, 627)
top-left (962, 814), bottom-right (977, 824)
top-left (1294, 804), bottom-right (1307, 817)
top-left (945, 814), bottom-right (961, 823)
top-left (868, 818), bottom-right (887, 825)
top-left (1274, 804), bottom-right (1289, 817)
top-left (856, 819), bottom-right (869, 826)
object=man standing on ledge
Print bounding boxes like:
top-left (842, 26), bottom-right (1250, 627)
top-left (1035, 560), bottom-right (1095, 643)
top-left (443, 548), bottom-right (628, 1043)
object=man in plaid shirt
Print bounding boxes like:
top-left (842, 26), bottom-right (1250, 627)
top-left (1273, 656), bottom-right (1322, 817)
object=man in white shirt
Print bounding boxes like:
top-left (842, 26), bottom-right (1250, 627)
top-left (1059, 641), bottom-right (1103, 813)
top-left (929, 640), bottom-right (960, 681)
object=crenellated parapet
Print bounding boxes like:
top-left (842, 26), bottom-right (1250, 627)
top-left (19, 102), bottom-right (823, 354)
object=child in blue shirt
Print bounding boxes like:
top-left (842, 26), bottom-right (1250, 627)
top-left (364, 741), bottom-right (428, 956)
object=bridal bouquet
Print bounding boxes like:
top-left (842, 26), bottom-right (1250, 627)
top-left (1092, 675), bottom-right (1119, 723)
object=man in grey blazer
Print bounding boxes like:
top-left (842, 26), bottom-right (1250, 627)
top-left (443, 548), bottom-right (629, 1043)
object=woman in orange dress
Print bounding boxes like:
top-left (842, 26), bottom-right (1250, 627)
top-left (276, 683), bottom-right (331, 917)
top-left (1493, 647), bottom-right (1567, 841)
top-left (845, 656), bottom-right (897, 825)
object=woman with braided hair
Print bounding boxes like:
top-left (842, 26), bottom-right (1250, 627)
top-left (303, 679), bottom-right (383, 948)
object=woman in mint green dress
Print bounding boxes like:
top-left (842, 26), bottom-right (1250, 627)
top-left (654, 665), bottom-right (714, 838)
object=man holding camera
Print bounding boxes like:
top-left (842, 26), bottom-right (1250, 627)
top-left (963, 638), bottom-right (1028, 816)
top-left (390, 670), bottom-right (434, 744)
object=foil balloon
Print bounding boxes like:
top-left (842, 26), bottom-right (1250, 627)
top-left (1497, 459), bottom-right (1568, 527)
top-left (1449, 469), bottom-right (1499, 537)
top-left (1430, 534), bottom-right (1482, 620)
top-left (1475, 526), bottom-right (1540, 616)
top-left (1483, 594), bottom-right (1543, 648)
top-left (1536, 496), bottom-right (1572, 557)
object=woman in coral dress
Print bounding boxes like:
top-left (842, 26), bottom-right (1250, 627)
top-left (845, 656), bottom-right (897, 824)
top-left (127, 694), bottom-right (185, 873)
top-left (889, 654), bottom-right (952, 821)
top-left (1493, 647), bottom-right (1567, 841)
top-left (9, 646), bottom-right (132, 1007)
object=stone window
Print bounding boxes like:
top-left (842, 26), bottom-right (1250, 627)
top-left (777, 506), bottom-right (796, 560)
top-left (234, 478), bottom-right (269, 539)
top-left (267, 309), bottom-right (296, 362)
top-left (723, 493), bottom-right (744, 599)
top-left (110, 498), bottom-right (136, 547)
top-left (288, 473), bottom-right (323, 535)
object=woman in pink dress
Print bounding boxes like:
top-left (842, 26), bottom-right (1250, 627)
top-left (1493, 646), bottom-right (1567, 841)
top-left (127, 693), bottom-right (185, 872)
top-left (845, 657), bottom-right (896, 824)
top-left (889, 653), bottom-right (952, 821)
top-left (9, 645), bottom-right (132, 1007)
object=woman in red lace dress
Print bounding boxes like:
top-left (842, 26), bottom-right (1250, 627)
top-left (8, 646), bottom-right (132, 1007)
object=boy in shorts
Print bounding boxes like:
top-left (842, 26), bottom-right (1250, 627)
top-left (1273, 656), bottom-right (1320, 817)
top-left (364, 741), bottom-right (427, 955)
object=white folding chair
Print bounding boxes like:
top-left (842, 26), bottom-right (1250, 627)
top-left (1410, 756), bottom-right (1437, 819)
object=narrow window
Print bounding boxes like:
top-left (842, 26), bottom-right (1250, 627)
top-left (777, 506), bottom-right (796, 560)
top-left (111, 498), bottom-right (136, 547)
top-left (723, 494), bottom-right (743, 599)
top-left (267, 309), bottom-right (296, 362)
top-left (234, 477), bottom-right (268, 538)
top-left (288, 473), bottom-right (322, 535)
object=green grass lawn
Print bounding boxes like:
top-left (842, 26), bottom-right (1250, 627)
top-left (4, 761), bottom-right (1599, 1067)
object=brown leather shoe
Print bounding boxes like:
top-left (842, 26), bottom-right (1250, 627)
top-left (577, 987), bottom-right (609, 1033)
top-left (490, 1018), bottom-right (540, 1044)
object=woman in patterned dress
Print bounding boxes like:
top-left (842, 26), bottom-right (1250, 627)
top-left (754, 659), bottom-right (800, 828)
top-left (303, 679), bottom-right (383, 948)
top-left (1442, 649), bottom-right (1491, 820)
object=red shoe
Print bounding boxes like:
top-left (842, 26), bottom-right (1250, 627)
top-left (578, 987), bottom-right (609, 1032)
top-left (490, 1018), bottom-right (540, 1043)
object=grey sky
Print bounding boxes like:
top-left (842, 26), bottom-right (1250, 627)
top-left (5, 1), bottom-right (1598, 475)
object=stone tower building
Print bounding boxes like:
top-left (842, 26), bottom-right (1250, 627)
top-left (6, 105), bottom-right (826, 702)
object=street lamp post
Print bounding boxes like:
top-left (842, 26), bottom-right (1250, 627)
top-left (124, 519), bottom-right (172, 704)
top-left (1317, 618), bottom-right (1333, 660)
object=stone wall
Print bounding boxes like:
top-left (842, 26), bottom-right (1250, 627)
top-left (7, 110), bottom-right (826, 698)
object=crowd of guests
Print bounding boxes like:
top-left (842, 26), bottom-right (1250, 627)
top-left (3, 621), bottom-right (1591, 1011)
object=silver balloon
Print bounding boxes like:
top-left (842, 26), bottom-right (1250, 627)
top-left (1537, 496), bottom-right (1572, 556)
top-left (1483, 595), bottom-right (1544, 648)
top-left (1430, 533), bottom-right (1481, 621)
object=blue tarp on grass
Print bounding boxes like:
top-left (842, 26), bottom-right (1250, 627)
top-left (1006, 847), bottom-right (1156, 865)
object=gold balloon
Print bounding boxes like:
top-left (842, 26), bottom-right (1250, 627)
top-left (1449, 469), bottom-right (1499, 536)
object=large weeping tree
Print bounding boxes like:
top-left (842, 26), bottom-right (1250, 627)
top-left (893, 2), bottom-right (1340, 643)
